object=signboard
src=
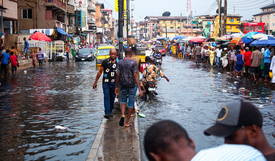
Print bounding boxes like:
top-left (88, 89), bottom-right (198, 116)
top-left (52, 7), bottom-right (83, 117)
top-left (244, 22), bottom-right (265, 26)
top-left (115, 0), bottom-right (126, 12)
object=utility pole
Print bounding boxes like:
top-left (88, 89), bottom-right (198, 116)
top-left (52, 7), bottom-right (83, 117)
top-left (118, 0), bottom-right (124, 59)
top-left (180, 13), bottom-right (182, 35)
top-left (174, 21), bottom-right (176, 36)
top-left (191, 11), bottom-right (193, 37)
top-left (166, 23), bottom-right (167, 38)
top-left (218, 0), bottom-right (221, 37)
top-left (126, 0), bottom-right (129, 38)
top-left (65, 0), bottom-right (67, 32)
top-left (224, 0), bottom-right (227, 35)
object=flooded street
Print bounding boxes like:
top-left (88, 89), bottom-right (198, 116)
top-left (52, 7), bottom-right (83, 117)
top-left (0, 61), bottom-right (104, 160)
top-left (138, 56), bottom-right (275, 159)
top-left (0, 56), bottom-right (274, 161)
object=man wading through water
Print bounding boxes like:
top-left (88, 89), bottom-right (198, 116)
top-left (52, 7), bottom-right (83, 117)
top-left (115, 48), bottom-right (143, 127)
top-left (93, 49), bottom-right (117, 119)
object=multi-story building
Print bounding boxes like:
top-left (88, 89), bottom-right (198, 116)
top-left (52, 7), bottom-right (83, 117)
top-left (144, 16), bottom-right (202, 38)
top-left (18, 0), bottom-right (75, 34)
top-left (101, 8), bottom-right (114, 40)
top-left (95, 3), bottom-right (104, 43)
top-left (87, 0), bottom-right (96, 44)
top-left (2, 0), bottom-right (18, 34)
top-left (253, 3), bottom-right (275, 34)
top-left (212, 14), bottom-right (242, 37)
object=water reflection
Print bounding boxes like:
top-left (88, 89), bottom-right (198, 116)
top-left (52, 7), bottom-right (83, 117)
top-left (139, 56), bottom-right (275, 160)
top-left (0, 61), bottom-right (103, 160)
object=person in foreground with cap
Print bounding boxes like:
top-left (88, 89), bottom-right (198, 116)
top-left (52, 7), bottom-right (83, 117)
top-left (204, 100), bottom-right (275, 161)
top-left (144, 120), bottom-right (267, 161)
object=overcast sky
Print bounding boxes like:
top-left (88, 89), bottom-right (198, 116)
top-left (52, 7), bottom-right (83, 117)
top-left (98, 0), bottom-right (274, 21)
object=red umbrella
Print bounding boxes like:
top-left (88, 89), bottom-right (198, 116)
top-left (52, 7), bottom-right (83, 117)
top-left (29, 32), bottom-right (51, 42)
top-left (189, 37), bottom-right (205, 43)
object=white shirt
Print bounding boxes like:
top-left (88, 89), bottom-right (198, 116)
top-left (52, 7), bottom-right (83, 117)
top-left (215, 49), bottom-right (222, 57)
top-left (191, 144), bottom-right (266, 161)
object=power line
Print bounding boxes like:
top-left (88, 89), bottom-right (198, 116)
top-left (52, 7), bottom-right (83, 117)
top-left (102, 0), bottom-right (115, 10)
top-left (203, 1), bottom-right (217, 14)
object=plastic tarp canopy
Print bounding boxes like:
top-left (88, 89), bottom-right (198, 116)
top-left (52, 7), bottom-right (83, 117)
top-left (56, 27), bottom-right (72, 37)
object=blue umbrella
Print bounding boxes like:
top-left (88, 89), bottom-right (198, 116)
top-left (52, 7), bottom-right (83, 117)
top-left (241, 36), bottom-right (255, 44)
top-left (173, 35), bottom-right (186, 40)
top-left (250, 36), bottom-right (275, 46)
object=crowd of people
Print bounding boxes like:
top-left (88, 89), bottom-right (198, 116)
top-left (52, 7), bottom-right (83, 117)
top-left (166, 43), bottom-right (275, 84)
top-left (144, 100), bottom-right (275, 161)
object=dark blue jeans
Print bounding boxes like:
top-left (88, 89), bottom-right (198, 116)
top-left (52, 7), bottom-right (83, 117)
top-left (103, 82), bottom-right (116, 114)
top-left (264, 63), bottom-right (270, 77)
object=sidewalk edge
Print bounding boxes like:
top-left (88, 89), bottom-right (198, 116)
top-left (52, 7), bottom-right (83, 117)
top-left (133, 102), bottom-right (142, 161)
top-left (86, 118), bottom-right (106, 161)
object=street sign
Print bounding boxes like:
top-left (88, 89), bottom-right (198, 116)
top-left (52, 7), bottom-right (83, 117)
top-left (115, 0), bottom-right (118, 12)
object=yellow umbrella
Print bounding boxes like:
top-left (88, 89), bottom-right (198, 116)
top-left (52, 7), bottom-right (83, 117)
top-left (252, 33), bottom-right (267, 39)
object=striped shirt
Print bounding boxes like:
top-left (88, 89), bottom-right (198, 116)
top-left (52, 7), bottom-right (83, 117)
top-left (191, 144), bottom-right (266, 161)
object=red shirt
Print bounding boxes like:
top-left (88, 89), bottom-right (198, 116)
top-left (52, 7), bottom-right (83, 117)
top-left (10, 55), bottom-right (17, 67)
top-left (244, 51), bottom-right (252, 66)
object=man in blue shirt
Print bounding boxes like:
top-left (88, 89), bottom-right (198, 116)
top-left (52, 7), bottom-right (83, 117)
top-left (23, 37), bottom-right (29, 60)
top-left (1, 50), bottom-right (10, 77)
top-left (264, 45), bottom-right (271, 82)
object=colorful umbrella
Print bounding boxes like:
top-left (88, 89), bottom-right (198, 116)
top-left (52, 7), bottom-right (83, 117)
top-left (218, 35), bottom-right (232, 41)
top-left (241, 36), bottom-right (255, 44)
top-left (231, 33), bottom-right (244, 38)
top-left (252, 33), bottom-right (267, 39)
top-left (230, 37), bottom-right (244, 45)
top-left (173, 35), bottom-right (186, 40)
top-left (189, 37), bottom-right (205, 43)
top-left (250, 36), bottom-right (275, 46)
top-left (29, 32), bottom-right (51, 42)
top-left (243, 32), bottom-right (259, 38)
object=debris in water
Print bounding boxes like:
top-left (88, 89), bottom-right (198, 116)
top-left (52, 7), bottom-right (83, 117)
top-left (234, 81), bottom-right (238, 84)
top-left (258, 105), bottom-right (265, 109)
top-left (222, 90), bottom-right (227, 93)
top-left (249, 92), bottom-right (252, 96)
top-left (218, 72), bottom-right (221, 75)
top-left (55, 126), bottom-right (68, 130)
top-left (138, 113), bottom-right (145, 118)
top-left (66, 76), bottom-right (70, 79)
top-left (240, 87), bottom-right (245, 91)
top-left (24, 70), bottom-right (27, 74)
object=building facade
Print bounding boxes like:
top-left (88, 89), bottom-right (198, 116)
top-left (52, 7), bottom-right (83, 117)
top-left (212, 14), bottom-right (242, 37)
top-left (253, 3), bottom-right (275, 34)
top-left (2, 0), bottom-right (18, 34)
top-left (144, 16), bottom-right (202, 38)
top-left (18, 0), bottom-right (75, 34)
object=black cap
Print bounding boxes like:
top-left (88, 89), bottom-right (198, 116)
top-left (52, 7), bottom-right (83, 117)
top-left (204, 100), bottom-right (263, 137)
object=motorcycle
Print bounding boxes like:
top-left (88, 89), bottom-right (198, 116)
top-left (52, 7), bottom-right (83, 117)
top-left (144, 81), bottom-right (156, 101)
top-left (154, 54), bottom-right (162, 67)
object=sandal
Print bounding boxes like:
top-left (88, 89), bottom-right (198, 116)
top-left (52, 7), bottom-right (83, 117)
top-left (119, 116), bottom-right (125, 126)
top-left (131, 114), bottom-right (136, 117)
top-left (125, 124), bottom-right (132, 127)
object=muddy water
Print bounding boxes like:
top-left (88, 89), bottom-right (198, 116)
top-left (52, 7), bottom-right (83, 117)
top-left (138, 56), bottom-right (275, 160)
top-left (0, 61), bottom-right (104, 160)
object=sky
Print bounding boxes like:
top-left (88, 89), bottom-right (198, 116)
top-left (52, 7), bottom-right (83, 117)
top-left (98, 0), bottom-right (274, 21)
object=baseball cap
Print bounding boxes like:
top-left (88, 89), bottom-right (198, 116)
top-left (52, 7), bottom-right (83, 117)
top-left (245, 47), bottom-right (249, 50)
top-left (204, 100), bottom-right (263, 137)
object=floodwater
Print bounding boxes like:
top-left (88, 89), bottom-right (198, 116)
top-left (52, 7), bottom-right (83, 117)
top-left (0, 61), bottom-right (104, 160)
top-left (138, 56), bottom-right (275, 160)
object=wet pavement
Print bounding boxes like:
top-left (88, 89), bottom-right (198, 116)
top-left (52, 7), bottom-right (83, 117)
top-left (137, 56), bottom-right (275, 160)
top-left (0, 61), bottom-right (105, 160)
top-left (94, 103), bottom-right (141, 161)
